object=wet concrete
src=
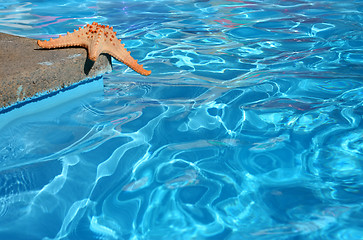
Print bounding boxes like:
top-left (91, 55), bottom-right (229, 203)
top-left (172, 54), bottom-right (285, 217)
top-left (0, 32), bottom-right (112, 110)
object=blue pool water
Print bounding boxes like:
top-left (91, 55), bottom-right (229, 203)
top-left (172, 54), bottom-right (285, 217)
top-left (1, 0), bottom-right (363, 239)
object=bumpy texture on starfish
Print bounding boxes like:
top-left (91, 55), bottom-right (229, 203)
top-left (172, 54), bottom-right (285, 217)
top-left (37, 22), bottom-right (151, 76)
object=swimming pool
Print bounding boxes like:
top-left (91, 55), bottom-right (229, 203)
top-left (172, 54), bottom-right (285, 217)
top-left (1, 0), bottom-right (363, 239)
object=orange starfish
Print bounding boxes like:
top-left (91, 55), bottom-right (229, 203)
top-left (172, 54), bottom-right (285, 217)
top-left (37, 22), bottom-right (151, 76)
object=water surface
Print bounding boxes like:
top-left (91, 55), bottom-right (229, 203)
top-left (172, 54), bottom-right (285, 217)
top-left (0, 0), bottom-right (362, 239)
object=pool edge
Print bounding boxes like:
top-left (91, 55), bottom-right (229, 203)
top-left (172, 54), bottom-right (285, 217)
top-left (0, 32), bottom-right (112, 110)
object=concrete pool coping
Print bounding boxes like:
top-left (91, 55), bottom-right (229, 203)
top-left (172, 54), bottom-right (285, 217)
top-left (0, 32), bottom-right (112, 110)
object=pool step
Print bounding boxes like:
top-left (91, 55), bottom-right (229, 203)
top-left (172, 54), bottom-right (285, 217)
top-left (0, 32), bottom-right (112, 110)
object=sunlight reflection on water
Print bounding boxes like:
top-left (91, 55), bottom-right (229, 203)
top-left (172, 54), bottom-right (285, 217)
top-left (0, 0), bottom-right (363, 239)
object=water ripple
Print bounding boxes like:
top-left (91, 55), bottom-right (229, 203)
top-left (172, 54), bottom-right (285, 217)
top-left (0, 0), bottom-right (363, 239)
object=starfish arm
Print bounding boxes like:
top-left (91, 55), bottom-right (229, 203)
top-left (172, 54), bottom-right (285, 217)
top-left (37, 28), bottom-right (88, 49)
top-left (104, 40), bottom-right (151, 76)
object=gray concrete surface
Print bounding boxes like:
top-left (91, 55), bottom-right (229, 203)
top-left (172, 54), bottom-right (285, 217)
top-left (0, 32), bottom-right (112, 110)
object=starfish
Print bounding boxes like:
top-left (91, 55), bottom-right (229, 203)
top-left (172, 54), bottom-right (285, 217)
top-left (37, 22), bottom-right (151, 76)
